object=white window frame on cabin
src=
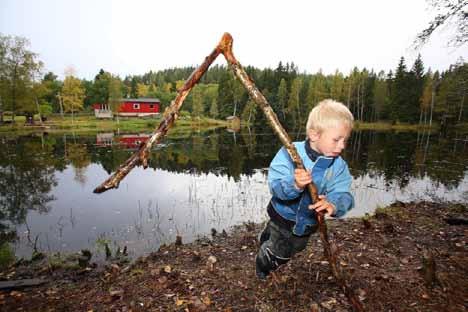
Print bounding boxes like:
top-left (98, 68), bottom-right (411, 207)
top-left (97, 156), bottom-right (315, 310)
top-left (133, 103), bottom-right (140, 110)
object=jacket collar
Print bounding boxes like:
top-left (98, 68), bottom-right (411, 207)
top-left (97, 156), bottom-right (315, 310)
top-left (305, 139), bottom-right (322, 162)
top-left (304, 139), bottom-right (336, 168)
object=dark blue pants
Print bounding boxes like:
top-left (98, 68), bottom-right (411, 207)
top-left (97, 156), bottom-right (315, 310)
top-left (256, 219), bottom-right (316, 277)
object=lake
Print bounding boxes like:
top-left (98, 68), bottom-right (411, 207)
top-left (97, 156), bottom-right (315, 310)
top-left (1, 128), bottom-right (467, 260)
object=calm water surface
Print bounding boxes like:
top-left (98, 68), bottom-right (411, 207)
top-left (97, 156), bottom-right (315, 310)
top-left (1, 128), bottom-right (467, 260)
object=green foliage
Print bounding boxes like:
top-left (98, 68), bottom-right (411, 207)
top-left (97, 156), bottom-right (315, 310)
top-left (241, 98), bottom-right (257, 124)
top-left (88, 69), bottom-right (112, 104)
top-left (276, 78), bottom-right (288, 119)
top-left (108, 75), bottom-right (122, 115)
top-left (0, 242), bottom-right (15, 269)
top-left (40, 72), bottom-right (62, 113)
top-left (39, 103), bottom-right (53, 116)
top-left (286, 77), bottom-right (303, 125)
top-left (191, 85), bottom-right (203, 118)
top-left (0, 33), bottom-right (43, 119)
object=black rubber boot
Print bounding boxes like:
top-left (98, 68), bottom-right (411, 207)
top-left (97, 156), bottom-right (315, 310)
top-left (255, 254), bottom-right (270, 280)
top-left (258, 223), bottom-right (270, 244)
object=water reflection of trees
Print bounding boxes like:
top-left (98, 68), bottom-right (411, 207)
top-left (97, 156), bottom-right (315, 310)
top-left (0, 135), bottom-right (58, 233)
top-left (346, 130), bottom-right (467, 189)
top-left (90, 128), bottom-right (466, 189)
top-left (66, 143), bottom-right (92, 185)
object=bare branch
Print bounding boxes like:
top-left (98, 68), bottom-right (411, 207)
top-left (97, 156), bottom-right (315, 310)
top-left (414, 0), bottom-right (468, 49)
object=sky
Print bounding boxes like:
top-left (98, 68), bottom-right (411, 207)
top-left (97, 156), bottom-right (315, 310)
top-left (1, 0), bottom-right (467, 80)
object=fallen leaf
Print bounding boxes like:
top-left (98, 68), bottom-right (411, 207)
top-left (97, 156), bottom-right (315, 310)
top-left (207, 256), bottom-right (217, 264)
top-left (202, 295), bottom-right (211, 306)
top-left (175, 298), bottom-right (185, 306)
top-left (10, 291), bottom-right (23, 298)
top-left (109, 287), bottom-right (124, 298)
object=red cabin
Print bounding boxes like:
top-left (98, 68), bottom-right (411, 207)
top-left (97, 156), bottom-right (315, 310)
top-left (93, 98), bottom-right (160, 118)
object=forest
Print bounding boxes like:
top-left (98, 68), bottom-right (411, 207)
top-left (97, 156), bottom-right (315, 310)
top-left (1, 33), bottom-right (467, 130)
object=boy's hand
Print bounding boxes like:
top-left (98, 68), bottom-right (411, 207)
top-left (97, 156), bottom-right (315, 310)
top-left (294, 169), bottom-right (312, 190)
top-left (309, 195), bottom-right (336, 216)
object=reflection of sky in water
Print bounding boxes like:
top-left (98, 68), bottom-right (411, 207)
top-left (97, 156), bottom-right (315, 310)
top-left (15, 164), bottom-right (271, 259)
top-left (15, 159), bottom-right (468, 259)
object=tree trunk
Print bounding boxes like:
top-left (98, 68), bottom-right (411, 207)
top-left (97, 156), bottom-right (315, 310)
top-left (360, 85), bottom-right (365, 122)
top-left (355, 83), bottom-right (362, 121)
top-left (35, 98), bottom-right (43, 126)
top-left (429, 89), bottom-right (435, 127)
top-left (12, 64), bottom-right (18, 122)
top-left (0, 96), bottom-right (3, 124)
top-left (58, 93), bottom-right (64, 118)
top-left (458, 93), bottom-right (465, 123)
top-left (347, 83), bottom-right (351, 108)
top-left (418, 108), bottom-right (423, 125)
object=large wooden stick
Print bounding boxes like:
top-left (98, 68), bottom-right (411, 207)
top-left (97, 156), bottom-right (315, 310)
top-left (219, 33), bottom-right (364, 312)
top-left (93, 33), bottom-right (364, 311)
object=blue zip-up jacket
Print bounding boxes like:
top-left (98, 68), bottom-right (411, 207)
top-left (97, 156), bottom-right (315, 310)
top-left (268, 141), bottom-right (354, 236)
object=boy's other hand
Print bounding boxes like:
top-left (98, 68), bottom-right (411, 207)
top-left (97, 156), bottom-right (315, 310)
top-left (294, 169), bottom-right (312, 190)
top-left (309, 195), bottom-right (336, 216)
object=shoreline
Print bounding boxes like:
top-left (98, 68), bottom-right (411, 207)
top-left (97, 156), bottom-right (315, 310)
top-left (1, 200), bottom-right (467, 311)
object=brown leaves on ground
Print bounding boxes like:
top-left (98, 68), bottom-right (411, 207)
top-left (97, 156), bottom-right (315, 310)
top-left (1, 201), bottom-right (467, 311)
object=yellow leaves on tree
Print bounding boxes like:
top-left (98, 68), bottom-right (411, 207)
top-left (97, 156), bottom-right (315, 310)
top-left (61, 75), bottom-right (85, 113)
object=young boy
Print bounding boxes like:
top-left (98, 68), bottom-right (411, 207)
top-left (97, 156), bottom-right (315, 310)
top-left (256, 99), bottom-right (354, 279)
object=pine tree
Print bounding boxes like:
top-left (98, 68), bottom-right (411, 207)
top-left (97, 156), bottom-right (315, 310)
top-left (373, 71), bottom-right (388, 121)
top-left (409, 54), bottom-right (425, 123)
top-left (420, 70), bottom-right (433, 125)
top-left (286, 77), bottom-right (303, 126)
top-left (108, 76), bottom-right (122, 122)
top-left (390, 57), bottom-right (409, 122)
top-left (217, 70), bottom-right (235, 118)
top-left (330, 70), bottom-right (345, 102)
top-left (276, 78), bottom-right (288, 119)
top-left (191, 85), bottom-right (203, 118)
top-left (209, 97), bottom-right (218, 118)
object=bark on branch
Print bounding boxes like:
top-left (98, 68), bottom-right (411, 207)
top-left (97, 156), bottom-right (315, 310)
top-left (219, 33), bottom-right (364, 312)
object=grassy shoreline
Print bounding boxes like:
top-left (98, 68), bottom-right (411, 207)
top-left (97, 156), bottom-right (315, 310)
top-left (1, 115), bottom-right (467, 135)
top-left (0, 115), bottom-right (230, 134)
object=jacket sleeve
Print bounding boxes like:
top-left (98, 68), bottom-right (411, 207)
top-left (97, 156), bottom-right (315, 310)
top-left (326, 160), bottom-right (354, 218)
top-left (268, 147), bottom-right (303, 201)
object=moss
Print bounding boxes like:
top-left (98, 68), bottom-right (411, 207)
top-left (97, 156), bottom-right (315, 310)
top-left (0, 242), bottom-right (16, 269)
top-left (447, 203), bottom-right (467, 213)
top-left (46, 253), bottom-right (80, 271)
top-left (373, 203), bottom-right (408, 219)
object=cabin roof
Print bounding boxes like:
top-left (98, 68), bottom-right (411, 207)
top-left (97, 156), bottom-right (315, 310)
top-left (121, 98), bottom-right (160, 103)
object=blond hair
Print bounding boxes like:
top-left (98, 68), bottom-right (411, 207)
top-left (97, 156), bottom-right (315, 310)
top-left (306, 99), bottom-right (354, 133)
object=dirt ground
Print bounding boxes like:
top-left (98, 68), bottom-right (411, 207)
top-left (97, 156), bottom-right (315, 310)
top-left (1, 201), bottom-right (467, 312)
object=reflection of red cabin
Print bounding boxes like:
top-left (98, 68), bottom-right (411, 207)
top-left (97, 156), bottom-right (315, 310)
top-left (96, 132), bottom-right (114, 146)
top-left (118, 134), bottom-right (151, 149)
top-left (92, 98), bottom-right (160, 118)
